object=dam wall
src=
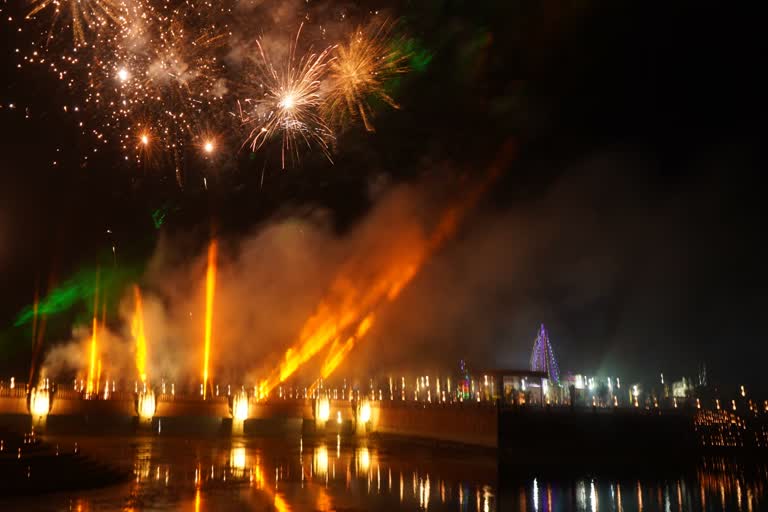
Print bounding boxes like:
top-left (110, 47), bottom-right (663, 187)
top-left (1, 390), bottom-right (751, 457)
top-left (0, 396), bottom-right (28, 415)
top-left (1, 392), bottom-right (501, 448)
top-left (49, 396), bottom-right (136, 417)
top-left (248, 399), bottom-right (314, 419)
top-left (369, 401), bottom-right (498, 448)
top-left (155, 396), bottom-right (230, 418)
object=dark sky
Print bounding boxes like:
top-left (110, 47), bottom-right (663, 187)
top-left (0, 1), bottom-right (763, 390)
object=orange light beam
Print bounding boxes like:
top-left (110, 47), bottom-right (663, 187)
top-left (87, 315), bottom-right (97, 395)
top-left (262, 140), bottom-right (516, 388)
top-left (203, 240), bottom-right (217, 400)
top-left (87, 271), bottom-right (100, 396)
top-left (321, 314), bottom-right (374, 379)
top-left (132, 285), bottom-right (148, 384)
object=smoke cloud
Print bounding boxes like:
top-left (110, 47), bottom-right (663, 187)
top-left (40, 177), bottom-right (453, 389)
top-left (40, 149), bottom-right (735, 390)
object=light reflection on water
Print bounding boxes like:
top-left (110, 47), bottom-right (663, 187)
top-left (4, 436), bottom-right (767, 512)
top-left (5, 435), bottom-right (496, 511)
top-left (506, 458), bottom-right (768, 512)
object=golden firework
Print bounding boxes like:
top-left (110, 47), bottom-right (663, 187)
top-left (240, 25), bottom-right (334, 168)
top-left (26, 0), bottom-right (123, 45)
top-left (325, 20), bottom-right (408, 132)
top-left (76, 1), bottom-right (231, 176)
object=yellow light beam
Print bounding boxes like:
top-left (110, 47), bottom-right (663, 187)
top-left (203, 240), bottom-right (217, 400)
top-left (132, 285), bottom-right (148, 384)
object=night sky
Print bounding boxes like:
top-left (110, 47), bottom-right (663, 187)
top-left (0, 2), bottom-right (763, 390)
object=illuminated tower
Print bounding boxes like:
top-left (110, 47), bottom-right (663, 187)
top-left (529, 324), bottom-right (560, 385)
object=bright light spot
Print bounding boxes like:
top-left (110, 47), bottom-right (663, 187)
top-left (279, 94), bottom-right (295, 110)
top-left (140, 134), bottom-right (149, 145)
top-left (203, 141), bottom-right (214, 154)
top-left (117, 68), bottom-right (129, 82)
top-left (230, 447), bottom-right (246, 470)
top-left (138, 390), bottom-right (156, 419)
top-left (233, 391), bottom-right (249, 421)
top-left (359, 400), bottom-right (371, 424)
top-left (357, 447), bottom-right (370, 472)
top-left (30, 388), bottom-right (50, 416)
top-left (317, 397), bottom-right (330, 422)
top-left (314, 445), bottom-right (328, 476)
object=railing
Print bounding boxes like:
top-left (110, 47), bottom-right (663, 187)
top-left (51, 389), bottom-right (81, 400)
top-left (156, 393), bottom-right (228, 403)
top-left (0, 387), bottom-right (27, 398)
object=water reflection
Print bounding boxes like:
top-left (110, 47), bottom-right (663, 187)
top-left (483, 485), bottom-right (494, 512)
top-left (505, 458), bottom-right (768, 511)
top-left (313, 444), bottom-right (328, 478)
top-left (10, 435), bottom-right (767, 512)
top-left (229, 446), bottom-right (246, 471)
top-left (9, 435), bottom-right (495, 511)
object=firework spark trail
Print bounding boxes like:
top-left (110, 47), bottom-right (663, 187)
top-left (26, 0), bottom-right (123, 45)
top-left (203, 240), bottom-right (217, 399)
top-left (325, 20), bottom-right (408, 132)
top-left (240, 25), bottom-right (335, 168)
top-left (131, 285), bottom-right (148, 384)
top-left (260, 141), bottom-right (517, 393)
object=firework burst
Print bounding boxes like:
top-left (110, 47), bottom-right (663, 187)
top-left (239, 25), bottom-right (335, 168)
top-left (17, 2), bottom-right (411, 175)
top-left (26, 0), bottom-right (124, 45)
top-left (90, 2), bottom-right (230, 178)
top-left (324, 20), bottom-right (408, 132)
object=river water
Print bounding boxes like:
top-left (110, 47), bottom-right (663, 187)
top-left (1, 434), bottom-right (766, 511)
